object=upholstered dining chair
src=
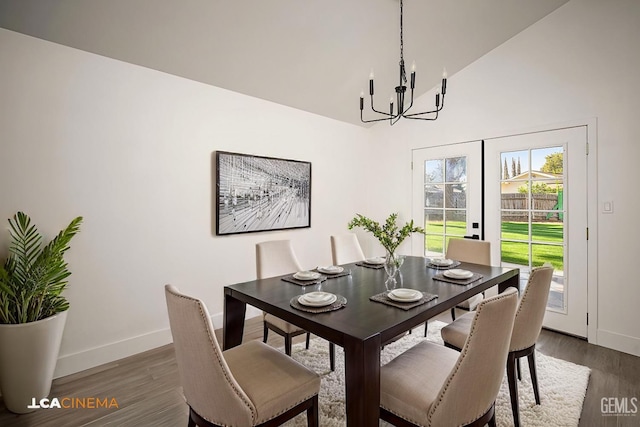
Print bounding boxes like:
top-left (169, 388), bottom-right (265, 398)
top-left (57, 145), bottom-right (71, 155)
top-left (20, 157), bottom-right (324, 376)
top-left (380, 287), bottom-right (518, 427)
top-left (330, 233), bottom-right (366, 265)
top-left (445, 238), bottom-right (491, 321)
top-left (164, 285), bottom-right (321, 427)
top-left (256, 240), bottom-right (335, 371)
top-left (440, 265), bottom-right (554, 427)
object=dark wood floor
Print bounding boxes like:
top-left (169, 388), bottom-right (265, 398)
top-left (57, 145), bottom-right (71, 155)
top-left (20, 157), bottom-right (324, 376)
top-left (1, 315), bottom-right (638, 427)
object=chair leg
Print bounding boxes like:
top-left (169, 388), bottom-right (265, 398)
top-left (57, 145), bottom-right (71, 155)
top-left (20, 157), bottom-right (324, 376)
top-left (424, 321), bottom-right (429, 337)
top-left (307, 395), bottom-right (319, 427)
top-left (263, 322), bottom-right (269, 343)
top-left (285, 335), bottom-right (292, 356)
top-left (305, 332), bottom-right (311, 349)
top-left (188, 413), bottom-right (196, 427)
top-left (528, 350), bottom-right (541, 405)
top-left (506, 352), bottom-right (521, 427)
top-left (488, 411), bottom-right (497, 427)
top-left (450, 307), bottom-right (457, 321)
top-left (329, 343), bottom-right (335, 371)
top-left (517, 357), bottom-right (522, 380)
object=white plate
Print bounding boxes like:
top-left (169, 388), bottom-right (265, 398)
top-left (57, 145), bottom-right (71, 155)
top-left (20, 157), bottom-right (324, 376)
top-left (298, 292), bottom-right (337, 307)
top-left (293, 271), bottom-right (321, 281)
top-left (443, 269), bottom-right (474, 279)
top-left (388, 288), bottom-right (423, 303)
top-left (317, 266), bottom-right (344, 274)
top-left (365, 257), bottom-right (385, 265)
top-left (429, 258), bottom-right (454, 266)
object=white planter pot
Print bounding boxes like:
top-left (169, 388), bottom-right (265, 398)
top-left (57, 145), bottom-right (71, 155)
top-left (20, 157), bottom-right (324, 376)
top-left (0, 310), bottom-right (68, 414)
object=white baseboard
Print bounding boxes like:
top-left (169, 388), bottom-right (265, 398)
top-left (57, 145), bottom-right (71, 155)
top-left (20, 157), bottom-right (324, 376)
top-left (54, 307), bottom-right (263, 379)
top-left (596, 328), bottom-right (640, 357)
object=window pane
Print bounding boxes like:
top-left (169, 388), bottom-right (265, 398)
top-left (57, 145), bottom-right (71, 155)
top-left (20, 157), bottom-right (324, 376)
top-left (501, 211), bottom-right (529, 241)
top-left (445, 183), bottom-right (466, 208)
top-left (425, 234), bottom-right (444, 256)
top-left (500, 150), bottom-right (528, 181)
top-left (532, 243), bottom-right (563, 270)
top-left (425, 159), bottom-right (443, 183)
top-left (532, 221), bottom-right (563, 243)
top-left (425, 184), bottom-right (444, 208)
top-left (445, 210), bottom-right (466, 236)
top-left (445, 157), bottom-right (466, 182)
top-left (424, 209), bottom-right (444, 234)
top-left (532, 146), bottom-right (563, 175)
top-left (501, 241), bottom-right (529, 268)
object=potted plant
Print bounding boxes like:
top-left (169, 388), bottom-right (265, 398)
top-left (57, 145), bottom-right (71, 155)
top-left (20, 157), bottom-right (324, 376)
top-left (0, 212), bottom-right (82, 413)
top-left (348, 213), bottom-right (424, 284)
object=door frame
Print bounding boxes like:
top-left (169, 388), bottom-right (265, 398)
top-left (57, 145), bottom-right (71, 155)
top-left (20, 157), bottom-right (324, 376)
top-left (411, 117), bottom-right (598, 343)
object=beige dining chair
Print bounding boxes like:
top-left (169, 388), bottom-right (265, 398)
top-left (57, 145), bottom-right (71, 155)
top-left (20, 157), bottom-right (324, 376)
top-left (330, 233), bottom-right (366, 265)
top-left (164, 285), bottom-right (321, 427)
top-left (441, 265), bottom-right (554, 427)
top-left (256, 240), bottom-right (335, 371)
top-left (380, 287), bottom-right (518, 427)
top-left (445, 238), bottom-right (491, 321)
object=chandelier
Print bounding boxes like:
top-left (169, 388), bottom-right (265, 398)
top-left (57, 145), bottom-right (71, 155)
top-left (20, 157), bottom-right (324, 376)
top-left (359, 0), bottom-right (448, 125)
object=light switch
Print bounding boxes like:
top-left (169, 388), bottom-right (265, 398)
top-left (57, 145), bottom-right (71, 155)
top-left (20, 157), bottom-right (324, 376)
top-left (603, 201), bottom-right (613, 214)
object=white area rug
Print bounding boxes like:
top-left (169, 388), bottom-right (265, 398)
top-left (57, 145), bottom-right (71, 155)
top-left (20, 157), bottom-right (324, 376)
top-left (283, 321), bottom-right (590, 426)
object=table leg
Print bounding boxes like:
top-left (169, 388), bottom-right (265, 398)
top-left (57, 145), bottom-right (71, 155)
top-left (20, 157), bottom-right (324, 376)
top-left (343, 334), bottom-right (381, 426)
top-left (223, 290), bottom-right (246, 350)
top-left (499, 271), bottom-right (520, 293)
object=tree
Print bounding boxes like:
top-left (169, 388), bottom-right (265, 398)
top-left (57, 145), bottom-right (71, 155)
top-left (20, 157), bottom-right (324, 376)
top-left (518, 182), bottom-right (558, 194)
top-left (541, 152), bottom-right (563, 174)
top-left (511, 158), bottom-right (516, 178)
top-left (503, 158), bottom-right (509, 180)
top-left (517, 157), bottom-right (522, 175)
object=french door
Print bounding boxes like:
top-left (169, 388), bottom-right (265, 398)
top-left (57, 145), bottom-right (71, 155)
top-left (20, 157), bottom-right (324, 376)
top-left (412, 126), bottom-right (588, 337)
top-left (484, 127), bottom-right (588, 337)
top-left (411, 142), bottom-right (483, 257)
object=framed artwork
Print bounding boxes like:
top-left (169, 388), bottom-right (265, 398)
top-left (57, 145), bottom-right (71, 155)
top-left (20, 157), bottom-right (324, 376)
top-left (215, 151), bottom-right (312, 235)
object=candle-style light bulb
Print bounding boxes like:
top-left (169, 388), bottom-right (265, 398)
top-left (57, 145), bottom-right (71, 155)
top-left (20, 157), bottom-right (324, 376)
top-left (441, 68), bottom-right (447, 95)
top-left (360, 90), bottom-right (364, 111)
top-left (369, 69), bottom-right (375, 80)
top-left (411, 61), bottom-right (417, 73)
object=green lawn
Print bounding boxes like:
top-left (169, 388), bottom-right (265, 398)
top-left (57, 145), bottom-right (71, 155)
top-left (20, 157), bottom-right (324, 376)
top-left (424, 220), bottom-right (564, 270)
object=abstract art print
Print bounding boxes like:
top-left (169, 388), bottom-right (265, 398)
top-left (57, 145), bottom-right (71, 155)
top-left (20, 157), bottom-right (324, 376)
top-left (216, 151), bottom-right (311, 235)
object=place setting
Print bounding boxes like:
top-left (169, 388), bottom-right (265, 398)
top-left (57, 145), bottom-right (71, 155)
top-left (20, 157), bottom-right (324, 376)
top-left (314, 265), bottom-right (351, 279)
top-left (426, 257), bottom-right (461, 270)
top-left (355, 256), bottom-right (386, 269)
top-left (433, 268), bottom-right (483, 285)
top-left (290, 291), bottom-right (347, 313)
top-left (281, 270), bottom-right (328, 286)
top-left (370, 287), bottom-right (438, 311)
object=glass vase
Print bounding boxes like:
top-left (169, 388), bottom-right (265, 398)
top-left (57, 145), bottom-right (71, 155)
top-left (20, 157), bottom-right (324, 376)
top-left (384, 251), bottom-right (405, 291)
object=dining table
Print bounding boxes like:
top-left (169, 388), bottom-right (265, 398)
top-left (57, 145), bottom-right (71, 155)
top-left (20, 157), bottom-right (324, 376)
top-left (223, 255), bottom-right (519, 427)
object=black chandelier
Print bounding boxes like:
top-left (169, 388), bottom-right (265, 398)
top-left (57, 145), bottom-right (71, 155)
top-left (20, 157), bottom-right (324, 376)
top-left (360, 0), bottom-right (448, 125)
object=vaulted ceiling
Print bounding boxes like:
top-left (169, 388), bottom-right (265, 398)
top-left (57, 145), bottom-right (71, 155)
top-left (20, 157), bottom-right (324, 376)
top-left (0, 0), bottom-right (569, 127)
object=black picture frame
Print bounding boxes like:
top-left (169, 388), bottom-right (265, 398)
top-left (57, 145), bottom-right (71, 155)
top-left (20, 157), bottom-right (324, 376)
top-left (215, 151), bottom-right (312, 235)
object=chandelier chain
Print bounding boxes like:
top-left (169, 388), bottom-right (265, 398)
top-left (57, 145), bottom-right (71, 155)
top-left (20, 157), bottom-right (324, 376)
top-left (399, 0), bottom-right (406, 84)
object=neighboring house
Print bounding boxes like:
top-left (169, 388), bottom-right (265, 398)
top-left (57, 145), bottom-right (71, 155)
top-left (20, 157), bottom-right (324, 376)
top-left (501, 170), bottom-right (563, 194)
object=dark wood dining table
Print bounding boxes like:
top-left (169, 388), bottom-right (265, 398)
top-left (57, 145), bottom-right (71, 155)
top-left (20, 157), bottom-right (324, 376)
top-left (223, 256), bottom-right (519, 426)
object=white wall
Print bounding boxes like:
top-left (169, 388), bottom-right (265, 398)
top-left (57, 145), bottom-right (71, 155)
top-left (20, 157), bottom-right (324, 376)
top-left (369, 0), bottom-right (640, 355)
top-left (0, 28), bottom-right (372, 377)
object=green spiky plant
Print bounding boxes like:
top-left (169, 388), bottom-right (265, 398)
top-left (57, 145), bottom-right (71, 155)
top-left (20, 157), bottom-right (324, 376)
top-left (0, 212), bottom-right (82, 324)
